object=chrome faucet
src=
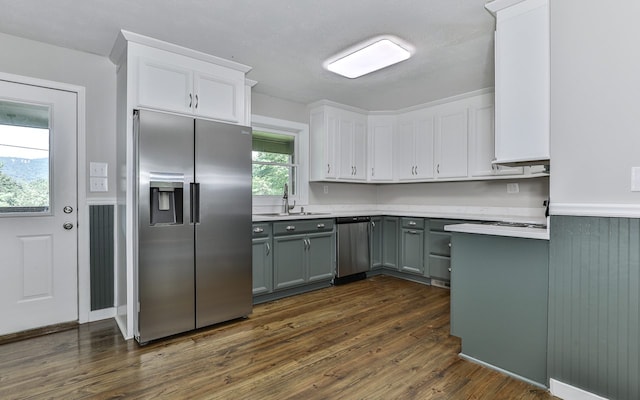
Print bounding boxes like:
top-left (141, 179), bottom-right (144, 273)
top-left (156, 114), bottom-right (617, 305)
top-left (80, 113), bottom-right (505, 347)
top-left (282, 183), bottom-right (295, 215)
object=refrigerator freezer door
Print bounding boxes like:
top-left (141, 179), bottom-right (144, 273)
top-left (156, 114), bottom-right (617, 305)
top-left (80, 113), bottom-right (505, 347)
top-left (137, 110), bottom-right (195, 343)
top-left (194, 119), bottom-right (253, 328)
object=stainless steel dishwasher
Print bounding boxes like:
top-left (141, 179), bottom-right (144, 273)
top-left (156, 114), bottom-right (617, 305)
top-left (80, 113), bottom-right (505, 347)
top-left (334, 216), bottom-right (371, 285)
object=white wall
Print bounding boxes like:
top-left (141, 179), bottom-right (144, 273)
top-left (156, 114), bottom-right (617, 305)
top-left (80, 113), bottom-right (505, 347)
top-left (377, 178), bottom-right (548, 208)
top-left (550, 1), bottom-right (640, 207)
top-left (0, 32), bottom-right (117, 200)
top-left (252, 92), bottom-right (309, 124)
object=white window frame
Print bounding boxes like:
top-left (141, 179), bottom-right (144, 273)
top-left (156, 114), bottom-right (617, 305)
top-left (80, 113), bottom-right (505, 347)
top-left (251, 115), bottom-right (309, 209)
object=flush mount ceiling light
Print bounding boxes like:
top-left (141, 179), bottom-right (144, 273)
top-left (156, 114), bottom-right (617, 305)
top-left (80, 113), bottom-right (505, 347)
top-left (324, 36), bottom-right (413, 79)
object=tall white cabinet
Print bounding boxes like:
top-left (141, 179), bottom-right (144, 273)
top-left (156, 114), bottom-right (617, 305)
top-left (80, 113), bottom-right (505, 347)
top-left (110, 30), bottom-right (254, 339)
top-left (487, 0), bottom-right (550, 165)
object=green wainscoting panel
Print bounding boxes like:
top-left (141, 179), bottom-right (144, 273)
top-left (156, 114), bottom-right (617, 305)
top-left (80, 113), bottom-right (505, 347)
top-left (549, 216), bottom-right (640, 400)
top-left (89, 205), bottom-right (115, 311)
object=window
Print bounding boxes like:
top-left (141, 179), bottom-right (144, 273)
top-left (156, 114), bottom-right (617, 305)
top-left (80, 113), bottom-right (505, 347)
top-left (0, 101), bottom-right (50, 213)
top-left (252, 130), bottom-right (296, 196)
top-left (251, 115), bottom-right (309, 208)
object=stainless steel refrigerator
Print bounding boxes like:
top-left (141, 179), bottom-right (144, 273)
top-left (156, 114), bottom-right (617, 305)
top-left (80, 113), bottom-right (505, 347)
top-left (134, 109), bottom-right (252, 344)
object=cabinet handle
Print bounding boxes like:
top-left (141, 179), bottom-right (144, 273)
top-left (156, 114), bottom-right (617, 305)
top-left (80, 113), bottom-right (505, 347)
top-left (371, 221), bottom-right (376, 228)
top-left (354, 166), bottom-right (357, 175)
top-left (307, 238), bottom-right (311, 250)
top-left (409, 221), bottom-right (417, 226)
top-left (371, 167), bottom-right (374, 177)
top-left (437, 164), bottom-right (440, 174)
top-left (266, 242), bottom-right (271, 256)
top-left (448, 242), bottom-right (451, 248)
top-left (286, 225), bottom-right (296, 231)
top-left (195, 94), bottom-right (199, 109)
top-left (408, 230), bottom-right (418, 234)
top-left (415, 165), bottom-right (418, 175)
top-left (189, 93), bottom-right (193, 108)
top-left (317, 223), bottom-right (325, 229)
top-left (253, 227), bottom-right (264, 234)
top-left (448, 267), bottom-right (452, 272)
top-left (411, 166), bottom-right (415, 175)
top-left (327, 163), bottom-right (330, 174)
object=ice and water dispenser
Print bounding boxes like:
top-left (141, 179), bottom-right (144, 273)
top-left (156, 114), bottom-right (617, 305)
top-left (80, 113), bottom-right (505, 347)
top-left (149, 173), bottom-right (184, 225)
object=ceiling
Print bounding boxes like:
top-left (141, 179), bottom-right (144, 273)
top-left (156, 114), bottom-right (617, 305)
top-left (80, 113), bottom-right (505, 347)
top-left (0, 0), bottom-right (496, 111)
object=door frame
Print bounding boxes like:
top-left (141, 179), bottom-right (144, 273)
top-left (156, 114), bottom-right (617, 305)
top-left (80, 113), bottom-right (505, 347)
top-left (0, 71), bottom-right (89, 325)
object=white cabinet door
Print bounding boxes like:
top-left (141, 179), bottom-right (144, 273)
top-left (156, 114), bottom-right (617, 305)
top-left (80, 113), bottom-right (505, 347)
top-left (470, 101), bottom-right (523, 177)
top-left (367, 116), bottom-right (394, 181)
top-left (352, 120), bottom-right (367, 180)
top-left (436, 108), bottom-right (468, 179)
top-left (338, 119), bottom-right (354, 179)
top-left (309, 108), bottom-right (338, 180)
top-left (493, 0), bottom-right (549, 164)
top-left (395, 121), bottom-right (417, 180)
top-left (137, 57), bottom-right (193, 114)
top-left (194, 71), bottom-right (243, 123)
top-left (414, 116), bottom-right (435, 179)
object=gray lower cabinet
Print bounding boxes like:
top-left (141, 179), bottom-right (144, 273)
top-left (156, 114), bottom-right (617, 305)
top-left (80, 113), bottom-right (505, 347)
top-left (370, 217), bottom-right (383, 270)
top-left (400, 217), bottom-right (425, 275)
top-left (426, 219), bottom-right (457, 281)
top-left (382, 217), bottom-right (399, 270)
top-left (450, 231), bottom-right (549, 386)
top-left (272, 219), bottom-right (335, 291)
top-left (252, 223), bottom-right (272, 295)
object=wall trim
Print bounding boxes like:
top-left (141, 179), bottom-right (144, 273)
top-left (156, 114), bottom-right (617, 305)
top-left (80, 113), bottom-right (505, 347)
top-left (550, 203), bottom-right (640, 218)
top-left (550, 379), bottom-right (609, 400)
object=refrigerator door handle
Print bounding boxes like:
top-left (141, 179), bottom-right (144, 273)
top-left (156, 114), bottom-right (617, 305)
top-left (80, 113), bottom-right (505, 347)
top-left (190, 182), bottom-right (201, 224)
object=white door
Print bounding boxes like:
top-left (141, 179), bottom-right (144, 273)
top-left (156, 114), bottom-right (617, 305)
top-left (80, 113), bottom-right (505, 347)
top-left (0, 80), bottom-right (78, 335)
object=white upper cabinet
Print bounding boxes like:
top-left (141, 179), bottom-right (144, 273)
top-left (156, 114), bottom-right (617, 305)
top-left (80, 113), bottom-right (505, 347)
top-left (367, 115), bottom-right (394, 182)
top-left (469, 94), bottom-right (524, 177)
top-left (487, 0), bottom-right (550, 165)
top-left (395, 109), bottom-right (435, 181)
top-left (309, 103), bottom-right (367, 182)
top-left (337, 113), bottom-right (367, 181)
top-left (435, 103), bottom-right (468, 179)
top-left (126, 36), bottom-right (249, 125)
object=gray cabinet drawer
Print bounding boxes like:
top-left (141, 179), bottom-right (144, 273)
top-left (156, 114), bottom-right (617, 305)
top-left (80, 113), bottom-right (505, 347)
top-left (273, 218), bottom-right (334, 236)
top-left (402, 217), bottom-right (425, 230)
top-left (429, 231), bottom-right (451, 256)
top-left (429, 254), bottom-right (451, 280)
top-left (252, 223), bottom-right (271, 238)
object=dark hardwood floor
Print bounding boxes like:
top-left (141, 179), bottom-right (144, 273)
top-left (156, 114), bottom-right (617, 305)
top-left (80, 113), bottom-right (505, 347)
top-left (0, 275), bottom-right (558, 399)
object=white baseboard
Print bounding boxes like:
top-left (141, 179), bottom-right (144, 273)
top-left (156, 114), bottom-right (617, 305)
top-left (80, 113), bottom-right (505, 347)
top-left (550, 379), bottom-right (609, 400)
top-left (88, 307), bottom-right (116, 322)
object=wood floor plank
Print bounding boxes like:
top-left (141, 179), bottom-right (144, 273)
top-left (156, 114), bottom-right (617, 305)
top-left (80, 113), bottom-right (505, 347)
top-left (0, 275), bottom-right (559, 399)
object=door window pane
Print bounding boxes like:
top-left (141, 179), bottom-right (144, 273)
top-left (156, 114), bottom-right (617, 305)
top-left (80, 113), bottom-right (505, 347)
top-left (0, 101), bottom-right (50, 213)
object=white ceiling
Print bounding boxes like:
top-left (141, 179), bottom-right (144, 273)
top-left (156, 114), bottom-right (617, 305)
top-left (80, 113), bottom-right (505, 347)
top-left (0, 0), bottom-right (496, 111)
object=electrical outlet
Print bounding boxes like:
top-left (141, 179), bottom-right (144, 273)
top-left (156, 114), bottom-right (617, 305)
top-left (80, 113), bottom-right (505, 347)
top-left (90, 162), bottom-right (108, 177)
top-left (323, 185), bottom-right (329, 194)
top-left (632, 167), bottom-right (640, 192)
top-left (90, 177), bottom-right (108, 192)
top-left (507, 183), bottom-right (519, 194)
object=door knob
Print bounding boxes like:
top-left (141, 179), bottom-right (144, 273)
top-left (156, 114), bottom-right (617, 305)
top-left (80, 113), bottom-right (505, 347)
top-left (63, 222), bottom-right (74, 230)
top-left (63, 206), bottom-right (73, 214)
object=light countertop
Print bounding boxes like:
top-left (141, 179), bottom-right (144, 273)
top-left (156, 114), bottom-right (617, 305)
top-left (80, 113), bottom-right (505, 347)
top-left (444, 223), bottom-right (549, 240)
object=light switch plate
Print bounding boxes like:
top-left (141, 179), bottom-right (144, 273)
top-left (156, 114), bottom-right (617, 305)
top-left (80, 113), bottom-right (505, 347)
top-left (90, 177), bottom-right (108, 192)
top-left (507, 183), bottom-right (519, 194)
top-left (632, 167), bottom-right (640, 191)
top-left (90, 162), bottom-right (108, 177)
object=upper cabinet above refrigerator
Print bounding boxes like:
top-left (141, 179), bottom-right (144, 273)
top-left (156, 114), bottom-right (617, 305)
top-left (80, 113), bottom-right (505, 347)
top-left (110, 30), bottom-right (256, 126)
top-left (486, 0), bottom-right (550, 167)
